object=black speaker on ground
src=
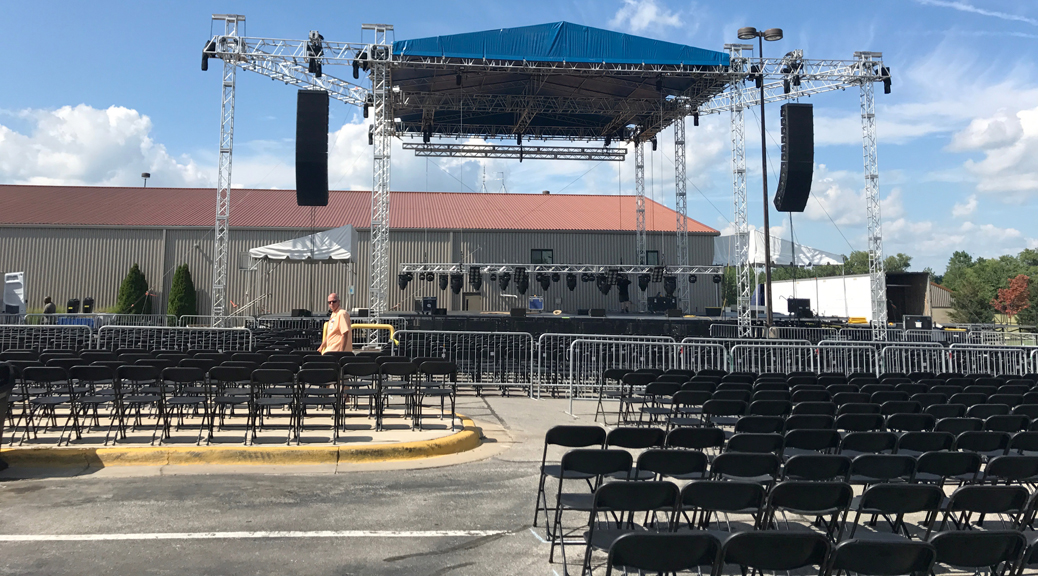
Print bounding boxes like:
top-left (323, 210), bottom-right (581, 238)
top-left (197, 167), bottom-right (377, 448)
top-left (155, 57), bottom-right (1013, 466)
top-left (705, 306), bottom-right (722, 316)
top-left (82, 297), bottom-right (94, 314)
top-left (295, 90), bottom-right (329, 207)
top-left (773, 103), bottom-right (814, 213)
top-left (510, 308), bottom-right (527, 318)
top-left (589, 308), bottom-right (606, 317)
top-left (433, 308), bottom-right (447, 316)
top-left (666, 308), bottom-right (683, 318)
top-left (291, 308), bottom-right (312, 317)
top-left (577, 308), bottom-right (590, 316)
top-left (66, 298), bottom-right (80, 314)
top-left (903, 315), bottom-right (933, 330)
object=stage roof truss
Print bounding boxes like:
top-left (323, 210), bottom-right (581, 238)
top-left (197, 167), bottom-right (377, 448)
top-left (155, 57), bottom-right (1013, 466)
top-left (400, 263), bottom-right (723, 275)
top-left (402, 142), bottom-right (627, 161)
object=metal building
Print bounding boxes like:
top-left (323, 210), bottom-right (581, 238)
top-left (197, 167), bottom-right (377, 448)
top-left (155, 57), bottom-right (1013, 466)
top-left (0, 185), bottom-right (720, 316)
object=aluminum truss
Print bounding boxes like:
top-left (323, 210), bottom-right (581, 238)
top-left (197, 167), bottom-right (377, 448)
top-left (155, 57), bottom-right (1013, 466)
top-left (402, 143), bottom-right (627, 161)
top-left (211, 14), bottom-right (245, 319)
top-left (367, 24), bottom-right (394, 326)
top-left (674, 116), bottom-right (690, 313)
top-left (634, 141), bottom-right (648, 313)
top-left (400, 263), bottom-right (723, 275)
top-left (699, 47), bottom-right (890, 339)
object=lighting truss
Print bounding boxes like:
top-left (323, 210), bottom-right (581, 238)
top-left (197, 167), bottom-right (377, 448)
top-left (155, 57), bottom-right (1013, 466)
top-left (400, 263), bottom-right (723, 275)
top-left (402, 142), bottom-right (627, 161)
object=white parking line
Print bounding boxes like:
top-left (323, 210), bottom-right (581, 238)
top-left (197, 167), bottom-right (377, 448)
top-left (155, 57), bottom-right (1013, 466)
top-left (0, 530), bottom-right (508, 542)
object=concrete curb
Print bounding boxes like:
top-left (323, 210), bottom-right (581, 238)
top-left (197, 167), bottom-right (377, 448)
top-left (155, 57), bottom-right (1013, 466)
top-left (0, 416), bottom-right (481, 468)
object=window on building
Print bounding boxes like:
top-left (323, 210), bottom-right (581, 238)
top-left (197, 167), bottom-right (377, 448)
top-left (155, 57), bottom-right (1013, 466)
top-left (646, 250), bottom-right (659, 266)
top-left (531, 249), bottom-right (554, 265)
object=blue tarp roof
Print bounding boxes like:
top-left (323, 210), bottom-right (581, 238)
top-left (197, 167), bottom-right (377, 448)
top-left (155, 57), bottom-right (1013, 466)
top-left (393, 22), bottom-right (729, 67)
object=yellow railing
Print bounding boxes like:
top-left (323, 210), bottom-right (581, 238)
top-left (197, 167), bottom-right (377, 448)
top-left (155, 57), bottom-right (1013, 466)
top-left (350, 323), bottom-right (398, 345)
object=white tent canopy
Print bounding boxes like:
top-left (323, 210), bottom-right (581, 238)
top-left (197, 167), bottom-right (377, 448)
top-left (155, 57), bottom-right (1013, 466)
top-left (713, 230), bottom-right (845, 267)
top-left (249, 225), bottom-right (358, 261)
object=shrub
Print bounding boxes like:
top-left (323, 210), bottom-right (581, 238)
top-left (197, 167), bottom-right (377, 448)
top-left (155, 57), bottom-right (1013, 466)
top-left (167, 264), bottom-right (197, 319)
top-left (115, 263), bottom-right (152, 314)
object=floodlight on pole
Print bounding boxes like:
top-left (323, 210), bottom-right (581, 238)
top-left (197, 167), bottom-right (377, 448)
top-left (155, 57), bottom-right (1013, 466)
top-left (141, 173), bottom-right (151, 188)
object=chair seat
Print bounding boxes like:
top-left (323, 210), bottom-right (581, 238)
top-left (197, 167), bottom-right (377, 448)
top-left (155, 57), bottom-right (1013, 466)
top-left (584, 525), bottom-right (647, 551)
top-left (608, 469), bottom-right (654, 481)
top-left (541, 464), bottom-right (595, 480)
top-left (557, 493), bottom-right (596, 511)
top-left (383, 388), bottom-right (416, 396)
top-left (300, 397), bottom-right (336, 406)
top-left (124, 395), bottom-right (160, 404)
top-left (215, 396), bottom-right (249, 405)
top-left (640, 407), bottom-right (672, 415)
top-left (167, 396), bottom-right (205, 406)
top-left (30, 396), bottom-right (69, 405)
top-left (420, 388), bottom-right (453, 397)
top-left (255, 398), bottom-right (293, 407)
top-left (668, 416), bottom-right (705, 427)
top-left (303, 388), bottom-right (337, 396)
top-left (78, 395), bottom-right (112, 405)
top-left (343, 390), bottom-right (376, 397)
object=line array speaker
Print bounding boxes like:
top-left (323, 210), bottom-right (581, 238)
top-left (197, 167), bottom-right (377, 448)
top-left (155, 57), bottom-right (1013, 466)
top-left (296, 89), bottom-right (329, 207)
top-left (773, 103), bottom-right (814, 213)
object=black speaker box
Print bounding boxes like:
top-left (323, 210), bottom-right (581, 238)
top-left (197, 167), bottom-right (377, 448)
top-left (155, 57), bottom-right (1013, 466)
top-left (705, 306), bottom-right (722, 316)
top-left (296, 90), bottom-right (329, 207)
top-left (589, 308), bottom-right (606, 317)
top-left (666, 308), bottom-right (683, 318)
top-left (82, 297), bottom-right (94, 314)
top-left (577, 309), bottom-right (590, 316)
top-left (66, 298), bottom-right (80, 314)
top-left (774, 103), bottom-right (814, 213)
top-left (290, 308), bottom-right (312, 317)
top-left (510, 308), bottom-right (527, 318)
top-left (433, 308), bottom-right (447, 316)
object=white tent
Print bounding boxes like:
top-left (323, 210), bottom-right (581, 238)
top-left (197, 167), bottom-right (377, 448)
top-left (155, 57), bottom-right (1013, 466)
top-left (713, 231), bottom-right (845, 267)
top-left (249, 225), bottom-right (358, 261)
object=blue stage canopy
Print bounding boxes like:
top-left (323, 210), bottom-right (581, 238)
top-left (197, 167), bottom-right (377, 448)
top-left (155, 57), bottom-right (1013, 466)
top-left (393, 21), bottom-right (729, 67)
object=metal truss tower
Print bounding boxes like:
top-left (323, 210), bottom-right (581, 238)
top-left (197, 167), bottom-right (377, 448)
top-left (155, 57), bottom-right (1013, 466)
top-left (212, 14), bottom-right (244, 318)
top-left (724, 44), bottom-right (755, 337)
top-left (857, 52), bottom-right (888, 340)
top-left (366, 24), bottom-right (394, 323)
top-left (634, 140), bottom-right (648, 312)
top-left (674, 117), bottom-right (690, 312)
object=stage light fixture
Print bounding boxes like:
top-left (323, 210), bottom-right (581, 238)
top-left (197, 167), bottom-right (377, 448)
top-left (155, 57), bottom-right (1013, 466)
top-left (498, 272), bottom-right (511, 291)
top-left (566, 273), bottom-right (577, 291)
top-left (456, 73), bottom-right (462, 86)
top-left (426, 271), bottom-right (435, 282)
top-left (469, 267), bottom-right (483, 291)
top-left (516, 273), bottom-right (529, 295)
top-left (489, 272), bottom-right (497, 282)
top-left (368, 126), bottom-right (374, 145)
top-left (551, 272), bottom-right (560, 282)
top-left (581, 273), bottom-right (593, 283)
top-left (397, 274), bottom-right (410, 290)
top-left (638, 274), bottom-right (651, 292)
top-left (606, 268), bottom-right (619, 285)
top-left (352, 59), bottom-right (360, 79)
top-left (713, 274), bottom-right (723, 284)
top-left (201, 40), bottom-right (216, 71)
top-left (650, 137), bottom-right (658, 151)
top-left (450, 274), bottom-right (464, 294)
top-left (737, 27), bottom-right (758, 40)
top-left (693, 113), bottom-right (699, 127)
top-left (688, 274), bottom-right (698, 284)
top-left (516, 133), bottom-right (523, 146)
top-left (596, 274), bottom-right (611, 295)
top-left (663, 276), bottom-right (677, 296)
top-left (881, 66), bottom-right (892, 94)
top-left (538, 274), bottom-right (551, 291)
top-left (438, 274), bottom-right (449, 291)
top-left (655, 77), bottom-right (663, 93)
top-left (604, 135), bottom-right (611, 147)
top-left (651, 266), bottom-right (665, 282)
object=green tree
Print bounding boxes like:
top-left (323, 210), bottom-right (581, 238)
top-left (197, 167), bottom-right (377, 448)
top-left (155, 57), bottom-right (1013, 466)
top-left (115, 263), bottom-right (152, 314)
top-left (942, 250), bottom-right (974, 291)
top-left (884, 253), bottom-right (912, 273)
top-left (950, 271), bottom-right (994, 324)
top-left (843, 251), bottom-right (871, 275)
top-left (722, 266), bottom-right (737, 308)
top-left (167, 264), bottom-right (197, 319)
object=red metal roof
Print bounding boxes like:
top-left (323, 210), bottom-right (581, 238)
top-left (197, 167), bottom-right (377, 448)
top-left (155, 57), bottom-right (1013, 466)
top-left (0, 185), bottom-right (717, 233)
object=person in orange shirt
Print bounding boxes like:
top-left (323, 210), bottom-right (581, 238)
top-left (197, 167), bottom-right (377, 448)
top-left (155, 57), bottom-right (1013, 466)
top-left (318, 292), bottom-right (352, 354)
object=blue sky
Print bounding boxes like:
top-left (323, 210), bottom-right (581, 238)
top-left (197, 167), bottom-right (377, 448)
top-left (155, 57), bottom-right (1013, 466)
top-left (1, 0), bottom-right (1036, 272)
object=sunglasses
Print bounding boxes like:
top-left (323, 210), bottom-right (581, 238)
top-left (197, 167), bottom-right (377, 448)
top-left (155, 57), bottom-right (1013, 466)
top-left (327, 300), bottom-right (338, 304)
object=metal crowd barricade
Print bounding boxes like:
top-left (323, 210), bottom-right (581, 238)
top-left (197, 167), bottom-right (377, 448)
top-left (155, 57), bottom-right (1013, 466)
top-left (392, 330), bottom-right (534, 392)
top-left (179, 315), bottom-right (256, 328)
top-left (967, 331), bottom-right (1038, 347)
top-left (838, 327), bottom-right (907, 342)
top-left (25, 313), bottom-right (176, 329)
top-left (730, 343), bottom-right (816, 375)
top-left (0, 325), bottom-right (93, 351)
top-left (905, 329), bottom-right (969, 345)
top-left (535, 333), bottom-right (676, 398)
top-left (0, 314), bottom-right (25, 325)
top-left (816, 342), bottom-right (881, 376)
top-left (254, 316), bottom-right (325, 331)
top-left (880, 344), bottom-right (947, 375)
top-left (709, 324), bottom-right (768, 339)
top-left (773, 326), bottom-right (839, 344)
top-left (353, 316), bottom-right (407, 346)
top-left (682, 337), bottom-right (811, 355)
top-left (565, 339), bottom-right (728, 413)
top-left (947, 344), bottom-right (1032, 376)
top-left (96, 326), bottom-right (253, 352)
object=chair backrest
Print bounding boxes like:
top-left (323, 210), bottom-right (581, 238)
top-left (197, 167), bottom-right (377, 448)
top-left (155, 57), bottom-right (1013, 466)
top-left (828, 540), bottom-right (936, 576)
top-left (784, 415), bottom-right (835, 431)
top-left (726, 433), bottom-right (783, 454)
top-left (606, 427), bottom-right (665, 449)
top-left (711, 452), bottom-right (780, 480)
top-left (1008, 430), bottom-right (1038, 453)
top-left (783, 454), bottom-right (851, 481)
top-left (260, 361), bottom-right (300, 373)
top-left (22, 365), bottom-right (69, 384)
top-left (115, 364), bottom-right (159, 382)
top-left (666, 427), bottom-right (725, 450)
top-left (69, 364), bottom-right (114, 382)
top-left (984, 455), bottom-right (1038, 483)
top-left (250, 368), bottom-right (295, 385)
top-left (703, 399), bottom-right (747, 417)
top-left (748, 399), bottom-right (792, 416)
top-left (605, 533), bottom-right (720, 576)
top-left (681, 480), bottom-right (765, 514)
top-left (849, 454), bottom-right (916, 482)
top-left (885, 413), bottom-right (935, 433)
top-left (895, 431), bottom-right (953, 453)
top-left (954, 430), bottom-right (1010, 454)
top-left (783, 429), bottom-right (841, 452)
top-left (636, 449), bottom-right (707, 479)
top-left (622, 372), bottom-right (656, 386)
top-left (945, 485), bottom-right (1029, 516)
top-left (341, 362), bottom-right (379, 377)
top-left (297, 367), bottom-right (339, 386)
top-left (836, 413), bottom-right (885, 432)
top-left (380, 361), bottom-right (418, 376)
top-left (793, 401), bottom-right (837, 416)
top-left (769, 481), bottom-right (853, 515)
top-left (857, 483), bottom-right (944, 515)
top-left (735, 415), bottom-right (785, 434)
top-left (419, 360), bottom-right (457, 377)
top-left (179, 358), bottom-right (218, 372)
top-left (722, 531), bottom-right (830, 572)
top-left (544, 425), bottom-right (606, 449)
top-left (985, 415), bottom-right (1030, 433)
top-left (841, 431), bottom-right (897, 454)
top-left (592, 480), bottom-right (679, 513)
top-left (208, 365), bottom-right (251, 383)
top-left (915, 450), bottom-right (981, 481)
top-left (929, 531), bottom-right (1026, 571)
top-left (560, 448), bottom-right (632, 477)
top-left (935, 417), bottom-right (982, 435)
top-left (909, 393), bottom-right (947, 408)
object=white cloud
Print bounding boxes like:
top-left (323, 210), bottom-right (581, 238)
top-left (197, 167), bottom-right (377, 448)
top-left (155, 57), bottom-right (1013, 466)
top-left (609, 0), bottom-right (682, 33)
top-left (801, 164), bottom-right (904, 226)
top-left (951, 194), bottom-right (977, 217)
top-left (952, 105), bottom-right (1038, 196)
top-left (914, 0), bottom-right (1038, 26)
top-left (0, 104), bottom-right (208, 187)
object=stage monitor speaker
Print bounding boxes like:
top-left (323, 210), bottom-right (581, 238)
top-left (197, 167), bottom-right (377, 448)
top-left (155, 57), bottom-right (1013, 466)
top-left (666, 308), bottom-right (683, 318)
top-left (903, 315), bottom-right (933, 331)
top-left (82, 297), bottom-right (94, 314)
top-left (773, 103), bottom-right (814, 213)
top-left (705, 306), bottom-right (722, 316)
top-left (510, 308), bottom-right (527, 318)
top-left (589, 308), bottom-right (606, 317)
top-left (432, 308), bottom-right (447, 316)
top-left (290, 308), bottom-right (312, 317)
top-left (351, 308), bottom-right (369, 318)
top-left (66, 298), bottom-right (80, 314)
top-left (577, 308), bottom-right (590, 316)
top-left (295, 90), bottom-right (329, 207)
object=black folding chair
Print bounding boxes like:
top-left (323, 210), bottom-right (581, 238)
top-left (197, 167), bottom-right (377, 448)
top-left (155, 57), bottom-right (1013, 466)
top-left (635, 449), bottom-right (708, 481)
top-left (20, 366), bottom-right (80, 445)
top-left (721, 531), bottom-right (830, 576)
top-left (847, 483), bottom-right (944, 540)
top-left (533, 426), bottom-right (607, 537)
top-left (114, 364), bottom-right (163, 445)
top-left (937, 485), bottom-right (1030, 531)
top-left (295, 367), bottom-right (341, 443)
top-left (666, 426), bottom-right (725, 454)
top-left (848, 454), bottom-right (916, 487)
top-left (548, 449), bottom-right (632, 566)
top-left (783, 454), bottom-right (851, 482)
top-left (158, 367), bottom-right (210, 445)
top-left (928, 530), bottom-right (1025, 576)
top-left (765, 480), bottom-right (853, 541)
top-left (248, 368), bottom-right (296, 445)
top-left (605, 427), bottom-right (664, 480)
top-left (824, 539), bottom-right (935, 576)
top-left (982, 455), bottom-right (1038, 486)
top-left (915, 450), bottom-right (982, 487)
top-left (711, 452), bottom-right (780, 486)
top-left (341, 361), bottom-right (379, 427)
top-left (207, 365), bottom-right (251, 443)
top-left (679, 479), bottom-right (766, 532)
top-left (604, 532), bottom-right (720, 576)
top-left (379, 361), bottom-right (419, 430)
top-left (726, 432), bottom-right (784, 455)
top-left (578, 481), bottom-right (680, 576)
top-left (416, 361), bottom-right (458, 431)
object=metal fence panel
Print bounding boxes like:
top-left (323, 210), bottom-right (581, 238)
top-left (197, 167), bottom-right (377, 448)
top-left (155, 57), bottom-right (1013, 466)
top-left (839, 327), bottom-right (907, 342)
top-left (947, 345), bottom-right (1032, 376)
top-left (179, 315), bottom-right (256, 328)
top-left (565, 340), bottom-right (729, 399)
top-left (0, 314), bottom-right (24, 325)
top-left (709, 324), bottom-right (767, 339)
top-left (535, 333), bottom-right (676, 395)
top-left (96, 326), bottom-right (253, 352)
top-left (682, 337), bottom-right (810, 354)
top-left (24, 313), bottom-right (176, 329)
top-left (730, 343), bottom-right (816, 374)
top-left (880, 345), bottom-right (947, 375)
top-left (0, 325), bottom-right (93, 351)
top-left (392, 330), bottom-right (534, 389)
top-left (816, 343), bottom-right (881, 376)
top-left (967, 331), bottom-right (1038, 347)
top-left (904, 329), bottom-right (969, 344)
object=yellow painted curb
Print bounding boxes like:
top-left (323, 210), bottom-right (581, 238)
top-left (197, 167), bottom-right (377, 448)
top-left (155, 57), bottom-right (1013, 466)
top-left (0, 416), bottom-right (482, 468)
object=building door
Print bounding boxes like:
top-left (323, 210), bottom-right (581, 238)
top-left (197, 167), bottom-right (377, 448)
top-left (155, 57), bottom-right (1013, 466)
top-left (462, 292), bottom-right (482, 312)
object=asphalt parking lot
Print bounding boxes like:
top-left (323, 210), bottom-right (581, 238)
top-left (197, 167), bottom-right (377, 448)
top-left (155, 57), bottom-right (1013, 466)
top-left (0, 394), bottom-right (577, 576)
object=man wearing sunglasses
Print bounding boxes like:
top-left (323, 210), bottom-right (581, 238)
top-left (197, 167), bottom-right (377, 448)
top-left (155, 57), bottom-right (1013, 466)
top-left (318, 292), bottom-right (352, 354)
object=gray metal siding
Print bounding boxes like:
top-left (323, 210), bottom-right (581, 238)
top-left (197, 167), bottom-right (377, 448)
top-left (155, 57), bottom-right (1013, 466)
top-left (0, 225), bottom-right (720, 316)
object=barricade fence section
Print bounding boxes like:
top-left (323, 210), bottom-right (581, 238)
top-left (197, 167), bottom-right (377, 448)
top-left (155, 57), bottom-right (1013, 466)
top-left (904, 329), bottom-right (969, 344)
top-left (838, 327), bottom-right (907, 342)
top-left (709, 324), bottom-right (768, 339)
top-left (23, 313), bottom-right (177, 329)
top-left (730, 343), bottom-right (816, 375)
top-left (880, 345), bottom-right (947, 375)
top-left (0, 325), bottom-right (93, 351)
top-left (0, 314), bottom-right (25, 325)
top-left (565, 340), bottom-right (729, 400)
top-left (95, 326), bottom-right (253, 352)
top-left (179, 315), bottom-right (256, 328)
top-left (352, 316), bottom-right (408, 346)
top-left (254, 317), bottom-right (325, 331)
top-left (392, 330), bottom-right (534, 390)
top-left (816, 343), bottom-right (881, 376)
top-left (947, 344), bottom-right (1032, 376)
top-left (682, 337), bottom-right (811, 354)
top-left (967, 331), bottom-right (1038, 347)
top-left (708, 324), bottom-right (837, 344)
top-left (535, 333), bottom-right (675, 396)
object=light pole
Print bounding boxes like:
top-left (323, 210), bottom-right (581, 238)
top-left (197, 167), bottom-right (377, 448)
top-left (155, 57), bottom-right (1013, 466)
top-left (737, 26), bottom-right (783, 328)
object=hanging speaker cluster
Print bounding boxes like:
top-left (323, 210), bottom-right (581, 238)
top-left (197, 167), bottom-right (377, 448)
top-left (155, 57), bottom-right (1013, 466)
top-left (774, 103), bottom-right (814, 213)
top-left (295, 90), bottom-right (329, 207)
